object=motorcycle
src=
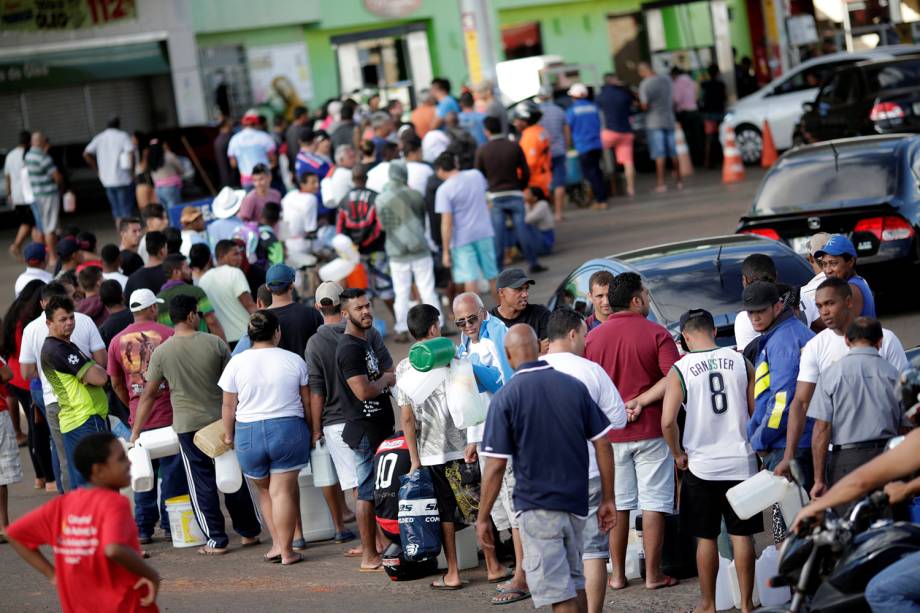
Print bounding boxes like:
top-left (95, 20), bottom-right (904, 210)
top-left (757, 458), bottom-right (920, 612)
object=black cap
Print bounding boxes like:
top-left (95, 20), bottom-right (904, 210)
top-left (742, 281), bottom-right (780, 311)
top-left (496, 268), bottom-right (534, 290)
top-left (679, 308), bottom-right (715, 332)
top-left (56, 237), bottom-right (79, 259)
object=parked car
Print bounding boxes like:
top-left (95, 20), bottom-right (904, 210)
top-left (796, 55), bottom-right (920, 144)
top-left (736, 134), bottom-right (920, 281)
top-left (720, 45), bottom-right (920, 165)
top-left (546, 234), bottom-right (813, 346)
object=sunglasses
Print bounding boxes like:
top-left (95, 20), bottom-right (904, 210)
top-left (454, 313), bottom-right (480, 329)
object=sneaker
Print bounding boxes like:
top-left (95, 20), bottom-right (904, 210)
top-left (292, 538), bottom-right (307, 551)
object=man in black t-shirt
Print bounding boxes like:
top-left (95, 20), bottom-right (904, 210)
top-left (123, 231), bottom-right (167, 306)
top-left (264, 264), bottom-right (323, 357)
top-left (336, 288), bottom-right (396, 572)
top-left (490, 268), bottom-right (551, 351)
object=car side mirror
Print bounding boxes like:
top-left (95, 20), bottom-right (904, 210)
top-left (802, 102), bottom-right (814, 113)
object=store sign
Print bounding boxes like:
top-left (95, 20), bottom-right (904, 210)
top-left (247, 43), bottom-right (314, 118)
top-left (363, 0), bottom-right (421, 18)
top-left (0, 0), bottom-right (136, 31)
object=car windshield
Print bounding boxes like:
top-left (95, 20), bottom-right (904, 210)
top-left (752, 149), bottom-right (898, 214)
top-left (866, 59), bottom-right (920, 92)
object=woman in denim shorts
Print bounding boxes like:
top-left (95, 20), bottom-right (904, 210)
top-left (219, 310), bottom-right (311, 565)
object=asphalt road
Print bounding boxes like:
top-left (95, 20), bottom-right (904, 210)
top-left (1, 167), bottom-right (918, 612)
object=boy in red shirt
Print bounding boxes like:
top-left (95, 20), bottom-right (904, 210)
top-left (6, 431), bottom-right (160, 612)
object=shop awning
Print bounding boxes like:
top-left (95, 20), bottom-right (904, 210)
top-left (0, 41), bottom-right (170, 92)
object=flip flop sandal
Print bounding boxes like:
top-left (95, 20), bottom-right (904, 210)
top-left (240, 538), bottom-right (261, 548)
top-left (343, 549), bottom-right (363, 558)
top-left (491, 589), bottom-right (531, 605)
top-left (646, 576), bottom-right (679, 590)
top-left (281, 553), bottom-right (305, 566)
top-left (430, 576), bottom-right (466, 591)
top-left (264, 554), bottom-right (282, 563)
top-left (488, 571), bottom-right (514, 584)
top-left (197, 546), bottom-right (228, 556)
top-left (359, 564), bottom-right (384, 572)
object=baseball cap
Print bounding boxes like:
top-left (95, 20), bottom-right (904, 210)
top-left (805, 232), bottom-right (831, 257)
top-left (742, 282), bottom-right (780, 312)
top-left (815, 234), bottom-right (857, 258)
top-left (241, 108), bottom-right (261, 126)
top-left (180, 206), bottom-right (203, 225)
top-left (129, 288), bottom-right (164, 313)
top-left (315, 281), bottom-right (344, 306)
top-left (497, 268), bottom-right (535, 290)
top-left (265, 263), bottom-right (295, 288)
top-left (567, 83), bottom-right (589, 98)
top-left (679, 308), bottom-right (715, 332)
top-left (23, 243), bottom-right (46, 263)
top-left (56, 237), bottom-right (79, 260)
top-left (313, 129), bottom-right (330, 142)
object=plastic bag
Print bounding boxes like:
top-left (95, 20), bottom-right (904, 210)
top-left (445, 357), bottom-right (488, 429)
top-left (397, 468), bottom-right (442, 561)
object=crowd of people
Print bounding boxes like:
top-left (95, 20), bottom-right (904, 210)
top-left (0, 71), bottom-right (916, 613)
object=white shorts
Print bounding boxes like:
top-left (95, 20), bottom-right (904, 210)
top-left (323, 423), bottom-right (357, 491)
top-left (613, 437), bottom-right (675, 513)
top-left (0, 411), bottom-right (23, 486)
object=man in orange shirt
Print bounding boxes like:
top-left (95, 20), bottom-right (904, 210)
top-left (411, 90), bottom-right (438, 140)
top-left (512, 102), bottom-right (552, 195)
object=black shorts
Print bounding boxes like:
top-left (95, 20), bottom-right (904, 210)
top-left (680, 470), bottom-right (763, 539)
top-left (13, 204), bottom-right (35, 227)
top-left (429, 461), bottom-right (462, 525)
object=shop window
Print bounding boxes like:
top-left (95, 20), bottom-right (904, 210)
top-left (502, 22), bottom-right (544, 60)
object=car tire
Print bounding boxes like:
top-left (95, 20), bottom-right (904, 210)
top-left (735, 125), bottom-right (763, 166)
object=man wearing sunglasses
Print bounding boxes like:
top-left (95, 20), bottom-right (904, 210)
top-left (800, 232), bottom-right (830, 332)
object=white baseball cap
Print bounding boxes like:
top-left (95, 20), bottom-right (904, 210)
top-left (129, 289), bottom-right (164, 313)
top-left (567, 83), bottom-right (589, 98)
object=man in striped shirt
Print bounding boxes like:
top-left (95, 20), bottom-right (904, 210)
top-left (24, 132), bottom-right (61, 263)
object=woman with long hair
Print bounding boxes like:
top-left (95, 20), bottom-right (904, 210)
top-left (1, 279), bottom-right (53, 490)
top-left (133, 131), bottom-right (156, 210)
top-left (218, 310), bottom-right (311, 565)
top-left (147, 137), bottom-right (185, 208)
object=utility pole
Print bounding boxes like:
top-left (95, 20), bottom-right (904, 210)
top-left (710, 0), bottom-right (737, 103)
top-left (459, 0), bottom-right (499, 86)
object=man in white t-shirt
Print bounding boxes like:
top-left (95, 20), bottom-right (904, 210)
top-left (799, 233), bottom-right (830, 330)
top-left (662, 309), bottom-right (760, 613)
top-left (198, 240), bottom-right (256, 346)
top-left (18, 280), bottom-right (107, 492)
top-left (83, 117), bottom-right (136, 223)
top-left (320, 145), bottom-right (355, 209)
top-left (402, 133), bottom-right (434, 195)
top-left (734, 253), bottom-right (776, 352)
top-left (775, 277), bottom-right (908, 477)
top-left (543, 308), bottom-right (626, 613)
top-left (5, 130), bottom-right (37, 260)
top-left (280, 173), bottom-right (319, 269)
top-left (227, 111), bottom-right (277, 188)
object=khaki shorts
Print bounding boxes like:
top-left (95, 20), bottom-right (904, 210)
top-left (0, 411), bottom-right (23, 486)
top-left (519, 509), bottom-right (586, 608)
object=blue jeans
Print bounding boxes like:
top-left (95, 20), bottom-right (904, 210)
top-left (104, 185), bottom-right (136, 220)
top-left (353, 434), bottom-right (376, 502)
top-left (524, 223), bottom-right (554, 256)
top-left (135, 453), bottom-right (188, 538)
top-left (62, 415), bottom-right (109, 489)
top-left (235, 416), bottom-right (310, 479)
top-left (31, 385), bottom-right (63, 493)
top-left (866, 550), bottom-right (920, 612)
top-left (490, 195), bottom-right (538, 269)
top-left (155, 184), bottom-right (182, 208)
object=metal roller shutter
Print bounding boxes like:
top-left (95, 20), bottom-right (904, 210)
top-left (22, 86), bottom-right (91, 145)
top-left (0, 94), bottom-right (25, 146)
top-left (87, 79), bottom-right (154, 136)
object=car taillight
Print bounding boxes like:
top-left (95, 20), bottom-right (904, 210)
top-left (854, 216), bottom-right (915, 241)
top-left (741, 228), bottom-right (781, 241)
top-left (870, 102), bottom-right (905, 122)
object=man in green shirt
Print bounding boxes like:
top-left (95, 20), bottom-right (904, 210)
top-left (156, 253), bottom-right (226, 341)
top-left (40, 296), bottom-right (109, 489)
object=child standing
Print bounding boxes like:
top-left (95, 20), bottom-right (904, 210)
top-left (6, 432), bottom-right (160, 612)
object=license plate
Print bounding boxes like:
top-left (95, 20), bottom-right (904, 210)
top-left (788, 236), bottom-right (810, 254)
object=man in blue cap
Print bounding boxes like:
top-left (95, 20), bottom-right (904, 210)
top-left (15, 243), bottom-right (53, 297)
top-left (815, 234), bottom-right (875, 318)
top-left (263, 263), bottom-right (323, 357)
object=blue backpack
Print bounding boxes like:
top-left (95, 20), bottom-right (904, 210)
top-left (397, 468), bottom-right (442, 561)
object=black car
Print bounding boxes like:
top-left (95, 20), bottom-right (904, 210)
top-left (736, 134), bottom-right (920, 281)
top-left (797, 55), bottom-right (920, 144)
top-left (546, 234), bottom-right (814, 346)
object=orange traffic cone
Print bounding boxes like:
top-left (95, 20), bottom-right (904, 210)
top-left (722, 125), bottom-right (745, 184)
top-left (761, 120), bottom-right (778, 168)
top-left (675, 122), bottom-right (694, 177)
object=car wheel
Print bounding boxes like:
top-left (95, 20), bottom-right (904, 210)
top-left (735, 126), bottom-right (763, 166)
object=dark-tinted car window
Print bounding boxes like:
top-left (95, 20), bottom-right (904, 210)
top-left (865, 59), bottom-right (920, 92)
top-left (773, 62), bottom-right (849, 95)
top-left (818, 69), bottom-right (857, 104)
top-left (752, 149), bottom-right (898, 214)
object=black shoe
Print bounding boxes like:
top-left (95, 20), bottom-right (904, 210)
top-left (529, 264), bottom-right (549, 274)
top-left (139, 535), bottom-right (154, 545)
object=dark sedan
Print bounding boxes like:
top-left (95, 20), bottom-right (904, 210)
top-left (547, 234), bottom-right (814, 346)
top-left (737, 134), bottom-right (920, 282)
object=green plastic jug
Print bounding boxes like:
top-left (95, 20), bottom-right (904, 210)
top-left (409, 337), bottom-right (455, 372)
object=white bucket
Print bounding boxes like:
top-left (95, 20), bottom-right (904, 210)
top-left (309, 441), bottom-right (339, 488)
top-left (436, 526), bottom-right (479, 570)
top-left (128, 445), bottom-right (154, 493)
top-left (215, 449), bottom-right (243, 494)
top-left (297, 467), bottom-right (336, 542)
top-left (727, 470), bottom-right (790, 520)
top-left (715, 556), bottom-right (734, 611)
top-left (137, 427), bottom-right (179, 460)
top-left (756, 546), bottom-right (791, 606)
top-left (165, 495), bottom-right (206, 548)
